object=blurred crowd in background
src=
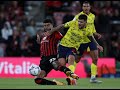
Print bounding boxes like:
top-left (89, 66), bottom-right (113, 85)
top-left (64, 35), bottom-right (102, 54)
top-left (0, 1), bottom-right (40, 57)
top-left (0, 1), bottom-right (120, 63)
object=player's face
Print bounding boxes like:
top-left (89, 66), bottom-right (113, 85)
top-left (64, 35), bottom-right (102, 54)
top-left (43, 23), bottom-right (53, 32)
top-left (82, 3), bottom-right (91, 14)
top-left (78, 19), bottom-right (87, 29)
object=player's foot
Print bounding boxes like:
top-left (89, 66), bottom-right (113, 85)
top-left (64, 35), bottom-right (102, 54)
top-left (66, 71), bottom-right (79, 80)
top-left (66, 77), bottom-right (77, 85)
top-left (90, 78), bottom-right (102, 83)
top-left (66, 78), bottom-right (71, 85)
top-left (53, 79), bottom-right (66, 85)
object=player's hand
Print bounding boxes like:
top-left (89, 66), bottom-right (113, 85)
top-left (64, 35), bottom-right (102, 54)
top-left (96, 33), bottom-right (102, 39)
top-left (36, 34), bottom-right (40, 44)
top-left (97, 45), bottom-right (103, 52)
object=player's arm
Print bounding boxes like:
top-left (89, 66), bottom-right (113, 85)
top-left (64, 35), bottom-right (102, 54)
top-left (92, 35), bottom-right (99, 46)
top-left (93, 15), bottom-right (102, 39)
top-left (93, 32), bottom-right (102, 39)
top-left (37, 29), bottom-right (44, 37)
top-left (91, 22), bottom-right (103, 51)
top-left (73, 16), bottom-right (77, 21)
top-left (43, 21), bottom-right (72, 36)
top-left (93, 35), bottom-right (103, 52)
top-left (92, 25), bottom-right (102, 39)
top-left (51, 21), bottom-right (73, 33)
top-left (42, 24), bottom-right (64, 37)
top-left (88, 35), bottom-right (99, 46)
top-left (36, 29), bottom-right (44, 44)
top-left (72, 13), bottom-right (81, 21)
top-left (36, 34), bottom-right (41, 44)
top-left (49, 24), bottom-right (65, 35)
top-left (88, 35), bottom-right (103, 52)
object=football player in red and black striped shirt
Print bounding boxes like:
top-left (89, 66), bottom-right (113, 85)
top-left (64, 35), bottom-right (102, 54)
top-left (34, 19), bottom-right (79, 85)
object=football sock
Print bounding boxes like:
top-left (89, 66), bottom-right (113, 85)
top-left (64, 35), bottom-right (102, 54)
top-left (74, 61), bottom-right (77, 67)
top-left (68, 60), bottom-right (76, 72)
top-left (35, 78), bottom-right (56, 85)
top-left (68, 62), bottom-right (77, 78)
top-left (58, 66), bottom-right (72, 74)
top-left (91, 63), bottom-right (97, 78)
top-left (68, 65), bottom-right (75, 73)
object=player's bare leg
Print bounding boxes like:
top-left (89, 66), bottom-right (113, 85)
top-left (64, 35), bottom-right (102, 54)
top-left (34, 70), bottom-right (65, 85)
top-left (58, 58), bottom-right (66, 66)
top-left (68, 55), bottom-right (76, 73)
top-left (67, 55), bottom-right (77, 85)
top-left (75, 54), bottom-right (82, 63)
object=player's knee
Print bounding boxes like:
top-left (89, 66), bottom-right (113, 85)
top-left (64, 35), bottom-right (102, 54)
top-left (92, 57), bottom-right (98, 65)
top-left (75, 56), bottom-right (81, 63)
top-left (90, 51), bottom-right (98, 63)
top-left (93, 55), bottom-right (98, 61)
top-left (34, 78), bottom-right (42, 84)
top-left (58, 58), bottom-right (66, 66)
top-left (52, 61), bottom-right (60, 70)
top-left (75, 59), bottom-right (80, 63)
top-left (68, 55), bottom-right (75, 60)
top-left (68, 55), bottom-right (75, 65)
top-left (37, 70), bottom-right (46, 78)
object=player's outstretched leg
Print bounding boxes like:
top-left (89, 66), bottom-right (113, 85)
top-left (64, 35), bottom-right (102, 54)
top-left (34, 78), bottom-right (65, 85)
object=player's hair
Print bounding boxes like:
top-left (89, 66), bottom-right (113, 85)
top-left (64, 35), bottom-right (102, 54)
top-left (82, 1), bottom-right (91, 5)
top-left (43, 19), bottom-right (53, 24)
top-left (78, 14), bottom-right (87, 21)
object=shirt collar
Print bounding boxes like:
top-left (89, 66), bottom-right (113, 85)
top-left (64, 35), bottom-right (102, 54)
top-left (81, 11), bottom-right (91, 16)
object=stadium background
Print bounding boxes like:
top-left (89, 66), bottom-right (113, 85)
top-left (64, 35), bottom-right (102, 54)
top-left (0, 1), bottom-right (120, 89)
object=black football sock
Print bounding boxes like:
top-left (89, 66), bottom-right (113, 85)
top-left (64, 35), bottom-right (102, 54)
top-left (35, 78), bottom-right (57, 85)
top-left (58, 66), bottom-right (73, 74)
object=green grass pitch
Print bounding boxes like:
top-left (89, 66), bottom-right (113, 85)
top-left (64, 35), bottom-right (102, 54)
top-left (0, 78), bottom-right (120, 89)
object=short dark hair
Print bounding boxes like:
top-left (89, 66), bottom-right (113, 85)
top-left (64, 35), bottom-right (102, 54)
top-left (43, 19), bottom-right (53, 24)
top-left (78, 14), bottom-right (87, 21)
top-left (82, 1), bottom-right (91, 5)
